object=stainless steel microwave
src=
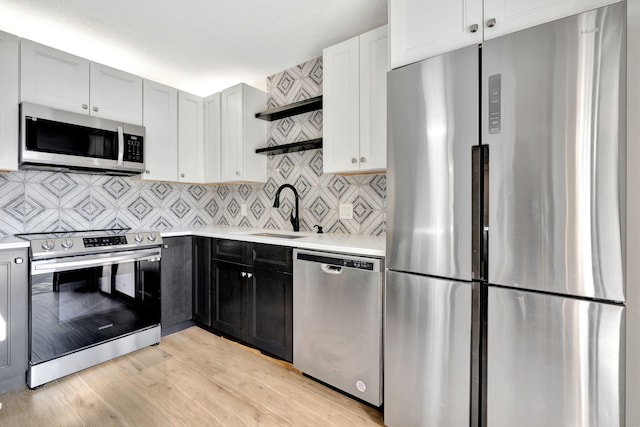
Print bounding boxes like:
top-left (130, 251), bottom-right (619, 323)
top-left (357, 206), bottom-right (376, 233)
top-left (19, 102), bottom-right (145, 175)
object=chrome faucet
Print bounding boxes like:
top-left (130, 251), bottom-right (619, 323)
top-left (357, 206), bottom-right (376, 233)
top-left (273, 184), bottom-right (300, 232)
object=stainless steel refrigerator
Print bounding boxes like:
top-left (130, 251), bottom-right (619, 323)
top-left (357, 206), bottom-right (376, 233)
top-left (385, 3), bottom-right (626, 426)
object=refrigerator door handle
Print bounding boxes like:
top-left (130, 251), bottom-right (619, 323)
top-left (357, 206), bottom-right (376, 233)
top-left (472, 145), bottom-right (489, 281)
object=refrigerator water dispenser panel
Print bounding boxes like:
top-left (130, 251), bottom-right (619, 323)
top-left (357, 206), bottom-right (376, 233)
top-left (488, 74), bottom-right (501, 134)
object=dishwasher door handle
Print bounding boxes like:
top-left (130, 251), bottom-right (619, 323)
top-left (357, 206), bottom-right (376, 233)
top-left (320, 264), bottom-right (343, 274)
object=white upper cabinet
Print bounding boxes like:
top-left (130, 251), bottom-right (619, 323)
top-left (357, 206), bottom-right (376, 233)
top-left (204, 92), bottom-right (222, 183)
top-left (0, 31), bottom-right (19, 171)
top-left (390, 0), bottom-right (621, 68)
top-left (483, 0), bottom-right (621, 41)
top-left (178, 91), bottom-right (205, 183)
top-left (323, 25), bottom-right (388, 174)
top-left (20, 39), bottom-right (142, 124)
top-left (220, 83), bottom-right (266, 183)
top-left (21, 39), bottom-right (90, 115)
top-left (390, 0), bottom-right (482, 69)
top-left (142, 80), bottom-right (178, 182)
top-left (90, 63), bottom-right (143, 125)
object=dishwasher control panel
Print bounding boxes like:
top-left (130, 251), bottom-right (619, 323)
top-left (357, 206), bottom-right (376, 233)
top-left (296, 252), bottom-right (376, 271)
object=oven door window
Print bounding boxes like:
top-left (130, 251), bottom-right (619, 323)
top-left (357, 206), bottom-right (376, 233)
top-left (30, 259), bottom-right (160, 364)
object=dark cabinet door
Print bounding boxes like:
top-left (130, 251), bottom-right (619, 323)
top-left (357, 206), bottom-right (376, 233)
top-left (161, 236), bottom-right (193, 329)
top-left (212, 260), bottom-right (247, 341)
top-left (0, 249), bottom-right (28, 394)
top-left (247, 268), bottom-right (293, 362)
top-left (192, 236), bottom-right (212, 327)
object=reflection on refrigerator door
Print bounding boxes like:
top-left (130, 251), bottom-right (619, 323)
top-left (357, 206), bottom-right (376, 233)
top-left (486, 287), bottom-right (624, 427)
top-left (384, 271), bottom-right (472, 427)
top-left (483, 3), bottom-right (625, 301)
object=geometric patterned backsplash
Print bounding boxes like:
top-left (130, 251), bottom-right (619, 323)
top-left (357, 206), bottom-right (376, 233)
top-left (0, 57), bottom-right (386, 236)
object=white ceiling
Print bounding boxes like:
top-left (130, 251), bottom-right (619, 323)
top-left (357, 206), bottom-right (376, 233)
top-left (0, 0), bottom-right (388, 96)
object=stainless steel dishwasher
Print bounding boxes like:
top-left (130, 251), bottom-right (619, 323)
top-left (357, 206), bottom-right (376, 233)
top-left (293, 249), bottom-right (383, 406)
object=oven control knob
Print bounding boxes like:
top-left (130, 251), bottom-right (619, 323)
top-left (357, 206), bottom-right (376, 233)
top-left (61, 238), bottom-right (74, 249)
top-left (41, 240), bottom-right (55, 251)
top-left (134, 234), bottom-right (144, 243)
top-left (147, 233), bottom-right (156, 242)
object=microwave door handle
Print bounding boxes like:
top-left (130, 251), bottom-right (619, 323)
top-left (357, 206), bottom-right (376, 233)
top-left (117, 126), bottom-right (124, 167)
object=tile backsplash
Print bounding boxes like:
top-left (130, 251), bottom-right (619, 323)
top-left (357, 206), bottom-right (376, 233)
top-left (0, 57), bottom-right (386, 236)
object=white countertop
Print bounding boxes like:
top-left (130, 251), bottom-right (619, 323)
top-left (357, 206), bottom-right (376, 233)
top-left (160, 225), bottom-right (385, 257)
top-left (0, 236), bottom-right (30, 250)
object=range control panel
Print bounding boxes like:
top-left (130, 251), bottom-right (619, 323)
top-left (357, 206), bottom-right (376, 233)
top-left (84, 236), bottom-right (128, 247)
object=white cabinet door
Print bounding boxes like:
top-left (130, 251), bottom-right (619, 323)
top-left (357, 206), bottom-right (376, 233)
top-left (220, 84), bottom-right (266, 183)
top-left (359, 25), bottom-right (388, 172)
top-left (142, 80), bottom-right (178, 182)
top-left (0, 31), bottom-right (18, 171)
top-left (20, 39), bottom-right (90, 114)
top-left (483, 0), bottom-right (621, 41)
top-left (323, 26), bottom-right (388, 174)
top-left (178, 91), bottom-right (204, 183)
top-left (90, 63), bottom-right (143, 125)
top-left (389, 0), bottom-right (482, 69)
top-left (322, 37), bottom-right (360, 174)
top-left (204, 93), bottom-right (221, 183)
top-left (220, 85), bottom-right (242, 182)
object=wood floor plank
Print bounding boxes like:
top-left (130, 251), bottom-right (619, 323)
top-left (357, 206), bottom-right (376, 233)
top-left (0, 327), bottom-right (384, 426)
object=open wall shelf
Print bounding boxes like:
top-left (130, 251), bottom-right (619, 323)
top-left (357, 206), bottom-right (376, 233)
top-left (255, 96), bottom-right (322, 121)
top-left (255, 139), bottom-right (323, 156)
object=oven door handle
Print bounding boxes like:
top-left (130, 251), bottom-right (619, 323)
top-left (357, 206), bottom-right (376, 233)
top-left (31, 249), bottom-right (161, 275)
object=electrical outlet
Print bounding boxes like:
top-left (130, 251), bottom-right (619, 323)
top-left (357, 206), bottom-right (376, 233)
top-left (339, 203), bottom-right (353, 220)
top-left (241, 204), bottom-right (247, 216)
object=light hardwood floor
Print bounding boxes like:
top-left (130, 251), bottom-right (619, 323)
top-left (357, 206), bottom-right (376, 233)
top-left (0, 327), bottom-right (384, 426)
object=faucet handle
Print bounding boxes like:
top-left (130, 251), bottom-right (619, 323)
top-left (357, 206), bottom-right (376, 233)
top-left (314, 225), bottom-right (323, 234)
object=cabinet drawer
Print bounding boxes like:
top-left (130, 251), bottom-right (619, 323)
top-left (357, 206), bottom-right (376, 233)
top-left (252, 244), bottom-right (293, 273)
top-left (213, 239), bottom-right (247, 263)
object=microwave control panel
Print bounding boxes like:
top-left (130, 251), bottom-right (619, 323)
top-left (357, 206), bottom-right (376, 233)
top-left (124, 135), bottom-right (144, 163)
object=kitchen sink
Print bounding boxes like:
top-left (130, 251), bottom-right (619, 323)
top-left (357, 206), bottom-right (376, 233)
top-left (248, 232), bottom-right (305, 239)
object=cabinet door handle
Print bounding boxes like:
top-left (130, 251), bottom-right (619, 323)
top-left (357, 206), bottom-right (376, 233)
top-left (241, 271), bottom-right (247, 278)
top-left (180, 173), bottom-right (185, 178)
top-left (487, 18), bottom-right (497, 28)
top-left (469, 24), bottom-right (479, 33)
top-left (82, 104), bottom-right (88, 110)
top-left (246, 273), bottom-right (253, 279)
top-left (351, 158), bottom-right (358, 163)
top-left (163, 244), bottom-right (169, 249)
top-left (14, 257), bottom-right (23, 264)
top-left (360, 157), bottom-right (366, 163)
top-left (93, 106), bottom-right (99, 112)
top-left (236, 171), bottom-right (241, 176)
top-left (145, 170), bottom-right (150, 174)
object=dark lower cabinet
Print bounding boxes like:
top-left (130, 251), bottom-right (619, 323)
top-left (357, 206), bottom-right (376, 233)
top-left (247, 268), bottom-right (293, 361)
top-left (0, 249), bottom-right (28, 394)
top-left (192, 236), bottom-right (212, 327)
top-left (193, 238), bottom-right (293, 362)
top-left (160, 236), bottom-right (193, 333)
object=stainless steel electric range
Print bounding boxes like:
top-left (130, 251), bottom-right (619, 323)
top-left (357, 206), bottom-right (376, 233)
top-left (18, 228), bottom-right (163, 388)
